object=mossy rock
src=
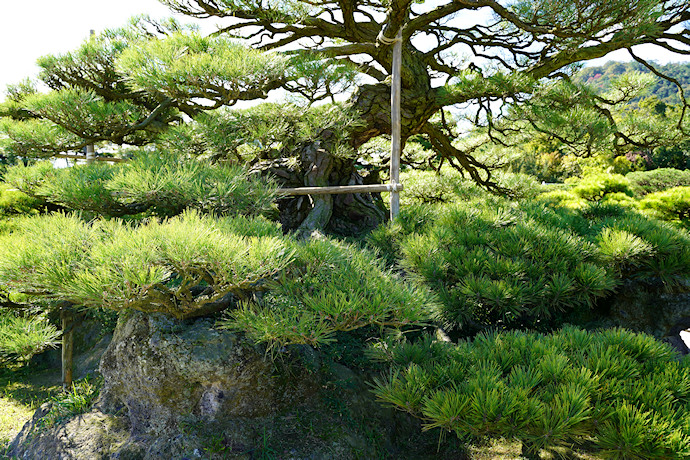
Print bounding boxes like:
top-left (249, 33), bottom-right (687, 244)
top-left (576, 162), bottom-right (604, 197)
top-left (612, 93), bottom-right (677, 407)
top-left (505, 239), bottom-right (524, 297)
top-left (9, 311), bottom-right (465, 459)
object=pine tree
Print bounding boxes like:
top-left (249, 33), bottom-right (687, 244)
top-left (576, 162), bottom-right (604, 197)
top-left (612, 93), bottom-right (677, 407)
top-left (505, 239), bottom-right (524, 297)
top-left (0, 2), bottom-right (688, 232)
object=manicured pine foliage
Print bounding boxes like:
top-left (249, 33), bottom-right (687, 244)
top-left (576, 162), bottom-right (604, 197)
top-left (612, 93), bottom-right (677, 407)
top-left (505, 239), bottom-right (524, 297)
top-left (0, 212), bottom-right (432, 347)
top-left (3, 150), bottom-right (278, 219)
top-left (368, 170), bottom-right (690, 333)
top-left (626, 168), bottom-right (690, 196)
top-left (639, 186), bottom-right (690, 223)
top-left (0, 310), bottom-right (59, 364)
top-left (159, 102), bottom-right (363, 163)
top-left (224, 237), bottom-right (435, 353)
top-left (372, 327), bottom-right (690, 459)
top-left (0, 183), bottom-right (43, 217)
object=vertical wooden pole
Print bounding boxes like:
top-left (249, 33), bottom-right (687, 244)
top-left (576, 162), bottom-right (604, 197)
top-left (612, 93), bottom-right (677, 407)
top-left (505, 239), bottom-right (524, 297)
top-left (389, 28), bottom-right (402, 221)
top-left (86, 29), bottom-right (96, 165)
top-left (85, 144), bottom-right (95, 164)
top-left (61, 306), bottom-right (74, 390)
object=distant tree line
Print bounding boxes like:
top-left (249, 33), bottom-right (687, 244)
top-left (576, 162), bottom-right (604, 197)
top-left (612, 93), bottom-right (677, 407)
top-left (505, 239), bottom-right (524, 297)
top-left (575, 61), bottom-right (690, 105)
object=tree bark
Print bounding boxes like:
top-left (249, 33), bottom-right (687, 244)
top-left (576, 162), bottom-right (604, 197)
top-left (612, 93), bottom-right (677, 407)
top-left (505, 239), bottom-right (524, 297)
top-left (296, 143), bottom-right (335, 237)
top-left (252, 130), bottom-right (387, 236)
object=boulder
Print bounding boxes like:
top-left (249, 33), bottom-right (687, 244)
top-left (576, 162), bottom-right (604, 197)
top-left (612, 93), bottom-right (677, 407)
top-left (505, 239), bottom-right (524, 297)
top-left (10, 311), bottom-right (462, 459)
top-left (605, 284), bottom-right (690, 339)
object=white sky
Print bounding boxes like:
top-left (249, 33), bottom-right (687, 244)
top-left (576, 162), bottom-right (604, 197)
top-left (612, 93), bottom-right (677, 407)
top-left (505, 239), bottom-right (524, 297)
top-left (0, 0), bottom-right (688, 102)
top-left (0, 0), bottom-right (206, 99)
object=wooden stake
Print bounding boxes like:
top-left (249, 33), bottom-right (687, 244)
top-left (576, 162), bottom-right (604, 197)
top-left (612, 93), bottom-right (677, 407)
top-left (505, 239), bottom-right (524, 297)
top-left (61, 306), bottom-right (74, 390)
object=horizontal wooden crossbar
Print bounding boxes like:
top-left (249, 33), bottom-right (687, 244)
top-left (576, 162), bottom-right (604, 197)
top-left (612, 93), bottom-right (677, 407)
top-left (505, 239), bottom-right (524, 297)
top-left (279, 183), bottom-right (403, 196)
top-left (54, 153), bottom-right (128, 163)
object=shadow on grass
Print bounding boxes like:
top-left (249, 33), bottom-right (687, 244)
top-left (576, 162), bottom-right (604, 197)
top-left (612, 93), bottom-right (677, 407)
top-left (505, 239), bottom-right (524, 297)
top-left (0, 363), bottom-right (61, 410)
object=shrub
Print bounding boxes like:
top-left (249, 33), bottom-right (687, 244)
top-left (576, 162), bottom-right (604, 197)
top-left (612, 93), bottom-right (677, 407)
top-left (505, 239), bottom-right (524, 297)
top-left (639, 186), bottom-right (690, 222)
top-left (0, 182), bottom-right (44, 217)
top-left (596, 228), bottom-right (655, 275)
top-left (626, 168), bottom-right (690, 196)
top-left (535, 189), bottom-right (586, 210)
top-left (222, 238), bottom-right (435, 353)
top-left (570, 173), bottom-right (633, 201)
top-left (0, 212), bottom-right (431, 351)
top-left (3, 150), bottom-right (279, 219)
top-left (372, 327), bottom-right (690, 459)
top-left (368, 189), bottom-right (690, 333)
top-left (591, 212), bottom-right (690, 286)
top-left (649, 141), bottom-right (690, 170)
top-left (399, 168), bottom-right (545, 207)
top-left (394, 199), bottom-right (617, 332)
top-left (0, 311), bottom-right (60, 364)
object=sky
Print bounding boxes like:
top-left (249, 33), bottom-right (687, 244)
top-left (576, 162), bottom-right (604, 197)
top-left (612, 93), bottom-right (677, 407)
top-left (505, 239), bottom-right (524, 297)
top-left (0, 0), bottom-right (208, 98)
top-left (0, 0), bottom-right (688, 102)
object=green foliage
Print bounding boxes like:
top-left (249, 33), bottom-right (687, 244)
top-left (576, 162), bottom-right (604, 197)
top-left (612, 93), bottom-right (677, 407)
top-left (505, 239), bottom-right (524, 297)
top-left (0, 183), bottom-right (43, 217)
top-left (392, 199), bottom-right (616, 332)
top-left (0, 213), bottom-right (97, 298)
top-left (575, 61), bottom-right (690, 106)
top-left (650, 140), bottom-right (690, 170)
top-left (56, 212), bottom-right (290, 318)
top-left (570, 173), bottom-right (633, 201)
top-left (0, 311), bottom-right (60, 364)
top-left (283, 52), bottom-right (359, 104)
top-left (39, 376), bottom-right (101, 428)
top-left (0, 212), bottom-right (429, 349)
top-left (373, 327), bottom-right (690, 459)
top-left (596, 228), bottom-right (655, 274)
top-left (398, 168), bottom-right (544, 206)
top-left (626, 168), bottom-right (690, 196)
top-left (3, 151), bottom-right (279, 218)
top-left (0, 118), bottom-right (83, 158)
top-left (22, 88), bottom-right (148, 140)
top-left (221, 238), bottom-right (434, 353)
top-left (639, 186), bottom-right (690, 223)
top-left (369, 175), bottom-right (690, 333)
top-left (160, 102), bottom-right (362, 163)
top-left (116, 32), bottom-right (287, 108)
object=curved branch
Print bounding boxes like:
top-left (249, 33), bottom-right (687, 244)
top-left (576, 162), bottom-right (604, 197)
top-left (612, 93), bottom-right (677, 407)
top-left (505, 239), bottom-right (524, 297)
top-left (627, 48), bottom-right (689, 135)
top-left (422, 122), bottom-right (511, 195)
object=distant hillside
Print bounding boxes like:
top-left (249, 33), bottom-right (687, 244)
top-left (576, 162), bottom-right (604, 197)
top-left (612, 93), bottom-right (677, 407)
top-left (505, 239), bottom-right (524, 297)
top-left (575, 61), bottom-right (690, 104)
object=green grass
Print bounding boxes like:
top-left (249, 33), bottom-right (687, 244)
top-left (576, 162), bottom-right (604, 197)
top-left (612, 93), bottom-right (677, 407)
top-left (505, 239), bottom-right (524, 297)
top-left (0, 364), bottom-right (62, 452)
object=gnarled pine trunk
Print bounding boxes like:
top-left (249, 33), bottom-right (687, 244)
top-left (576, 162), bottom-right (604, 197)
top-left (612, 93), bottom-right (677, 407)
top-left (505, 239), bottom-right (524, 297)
top-left (253, 130), bottom-right (387, 237)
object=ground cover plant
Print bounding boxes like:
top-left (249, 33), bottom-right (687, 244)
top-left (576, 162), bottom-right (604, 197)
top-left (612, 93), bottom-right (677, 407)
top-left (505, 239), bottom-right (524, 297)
top-left (372, 327), bottom-right (690, 459)
top-left (369, 170), bottom-right (690, 335)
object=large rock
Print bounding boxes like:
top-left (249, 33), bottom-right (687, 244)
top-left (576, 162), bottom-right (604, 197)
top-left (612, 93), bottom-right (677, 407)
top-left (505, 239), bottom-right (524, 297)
top-left (604, 284), bottom-right (690, 338)
top-left (97, 311), bottom-right (313, 435)
top-left (10, 311), bottom-right (462, 459)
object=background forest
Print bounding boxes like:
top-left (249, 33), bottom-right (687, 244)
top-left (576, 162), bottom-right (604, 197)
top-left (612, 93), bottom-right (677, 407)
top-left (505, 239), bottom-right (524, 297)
top-left (0, 0), bottom-right (690, 458)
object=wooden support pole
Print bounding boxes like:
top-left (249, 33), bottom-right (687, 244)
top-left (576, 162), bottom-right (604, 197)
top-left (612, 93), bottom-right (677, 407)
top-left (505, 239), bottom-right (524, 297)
top-left (54, 153), bottom-right (127, 163)
top-left (85, 144), bottom-right (96, 164)
top-left (60, 306), bottom-right (74, 390)
top-left (389, 28), bottom-right (403, 221)
top-left (280, 183), bottom-right (403, 196)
